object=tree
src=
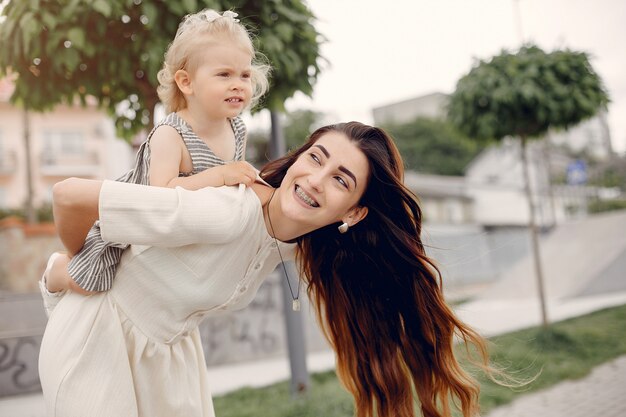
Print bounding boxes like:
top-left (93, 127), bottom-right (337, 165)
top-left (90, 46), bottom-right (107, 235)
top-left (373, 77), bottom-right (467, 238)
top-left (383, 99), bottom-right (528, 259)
top-left (448, 44), bottom-right (609, 328)
top-left (0, 0), bottom-right (322, 140)
top-left (381, 117), bottom-right (485, 175)
top-left (244, 109), bottom-right (325, 165)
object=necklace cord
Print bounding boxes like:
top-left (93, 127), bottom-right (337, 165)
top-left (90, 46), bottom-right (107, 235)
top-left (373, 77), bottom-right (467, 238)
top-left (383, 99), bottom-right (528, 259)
top-left (267, 188), bottom-right (300, 302)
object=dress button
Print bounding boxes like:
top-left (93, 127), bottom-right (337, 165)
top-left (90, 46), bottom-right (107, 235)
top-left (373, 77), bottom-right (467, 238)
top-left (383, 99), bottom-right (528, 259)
top-left (271, 242), bottom-right (277, 248)
top-left (254, 263), bottom-right (261, 269)
top-left (239, 286), bottom-right (247, 292)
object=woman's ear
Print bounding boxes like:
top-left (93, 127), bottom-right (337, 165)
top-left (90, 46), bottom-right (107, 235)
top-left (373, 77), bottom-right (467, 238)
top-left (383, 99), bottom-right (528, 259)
top-left (174, 70), bottom-right (193, 95)
top-left (344, 205), bottom-right (368, 227)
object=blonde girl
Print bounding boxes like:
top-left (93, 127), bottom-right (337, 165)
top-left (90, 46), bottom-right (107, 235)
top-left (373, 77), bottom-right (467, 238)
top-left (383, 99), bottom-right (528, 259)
top-left (42, 10), bottom-right (269, 307)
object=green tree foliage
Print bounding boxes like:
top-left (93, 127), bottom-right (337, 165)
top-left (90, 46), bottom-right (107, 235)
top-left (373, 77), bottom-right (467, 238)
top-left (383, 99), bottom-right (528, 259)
top-left (448, 44), bottom-right (609, 141)
top-left (0, 0), bottom-right (322, 140)
top-left (382, 117), bottom-right (484, 175)
top-left (283, 109), bottom-right (324, 151)
top-left (246, 109), bottom-right (325, 165)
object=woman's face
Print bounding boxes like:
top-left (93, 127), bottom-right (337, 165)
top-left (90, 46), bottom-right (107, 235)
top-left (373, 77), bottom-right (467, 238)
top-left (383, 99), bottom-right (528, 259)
top-left (276, 131), bottom-right (370, 233)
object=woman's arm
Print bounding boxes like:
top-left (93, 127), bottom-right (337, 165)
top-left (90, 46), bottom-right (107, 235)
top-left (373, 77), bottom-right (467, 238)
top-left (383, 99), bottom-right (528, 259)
top-left (98, 180), bottom-right (255, 247)
top-left (52, 178), bottom-right (103, 256)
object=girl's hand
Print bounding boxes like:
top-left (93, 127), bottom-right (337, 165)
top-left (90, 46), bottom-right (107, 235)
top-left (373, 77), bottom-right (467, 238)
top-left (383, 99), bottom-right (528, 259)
top-left (220, 161), bottom-right (258, 187)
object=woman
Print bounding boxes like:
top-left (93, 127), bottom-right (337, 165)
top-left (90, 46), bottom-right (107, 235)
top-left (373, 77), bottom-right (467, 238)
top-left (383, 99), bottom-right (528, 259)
top-left (40, 122), bottom-right (488, 417)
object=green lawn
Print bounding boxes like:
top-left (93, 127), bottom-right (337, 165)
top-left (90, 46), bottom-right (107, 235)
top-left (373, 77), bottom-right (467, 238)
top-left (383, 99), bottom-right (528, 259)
top-left (213, 304), bottom-right (626, 417)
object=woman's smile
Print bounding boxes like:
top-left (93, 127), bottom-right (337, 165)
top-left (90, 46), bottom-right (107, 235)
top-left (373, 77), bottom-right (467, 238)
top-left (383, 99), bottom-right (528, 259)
top-left (294, 185), bottom-right (319, 208)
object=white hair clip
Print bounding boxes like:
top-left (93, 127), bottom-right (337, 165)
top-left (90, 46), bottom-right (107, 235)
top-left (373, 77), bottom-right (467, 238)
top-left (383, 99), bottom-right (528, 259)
top-left (222, 11), bottom-right (240, 22)
top-left (201, 10), bottom-right (222, 22)
top-left (201, 10), bottom-right (240, 23)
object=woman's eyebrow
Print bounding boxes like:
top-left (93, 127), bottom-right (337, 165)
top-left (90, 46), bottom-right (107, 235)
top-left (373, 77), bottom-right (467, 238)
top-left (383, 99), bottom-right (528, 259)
top-left (313, 144), bottom-right (358, 187)
top-left (313, 144), bottom-right (330, 158)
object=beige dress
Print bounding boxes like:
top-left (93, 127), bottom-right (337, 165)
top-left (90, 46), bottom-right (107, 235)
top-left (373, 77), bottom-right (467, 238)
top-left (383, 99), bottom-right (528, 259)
top-left (39, 181), bottom-right (293, 417)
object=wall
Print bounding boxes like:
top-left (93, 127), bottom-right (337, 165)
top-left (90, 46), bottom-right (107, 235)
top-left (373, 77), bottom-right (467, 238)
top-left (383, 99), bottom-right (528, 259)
top-left (0, 218), bottom-right (64, 293)
top-left (0, 220), bottom-right (329, 397)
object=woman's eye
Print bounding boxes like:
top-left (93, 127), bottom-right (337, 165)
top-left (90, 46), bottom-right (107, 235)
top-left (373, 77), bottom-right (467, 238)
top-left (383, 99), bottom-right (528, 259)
top-left (218, 73), bottom-right (229, 77)
top-left (242, 73), bottom-right (251, 79)
top-left (335, 176), bottom-right (348, 188)
top-left (309, 153), bottom-right (321, 164)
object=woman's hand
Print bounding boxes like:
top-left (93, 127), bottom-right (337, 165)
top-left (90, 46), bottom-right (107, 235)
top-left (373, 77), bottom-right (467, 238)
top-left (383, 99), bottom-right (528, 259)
top-left (52, 178), bottom-right (103, 256)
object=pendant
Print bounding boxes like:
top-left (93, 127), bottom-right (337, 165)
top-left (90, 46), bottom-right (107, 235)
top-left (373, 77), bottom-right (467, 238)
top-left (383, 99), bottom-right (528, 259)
top-left (292, 299), bottom-right (301, 312)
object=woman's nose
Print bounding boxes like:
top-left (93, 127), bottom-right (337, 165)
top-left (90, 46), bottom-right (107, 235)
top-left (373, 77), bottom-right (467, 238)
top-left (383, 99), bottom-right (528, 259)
top-left (307, 171), bottom-right (324, 192)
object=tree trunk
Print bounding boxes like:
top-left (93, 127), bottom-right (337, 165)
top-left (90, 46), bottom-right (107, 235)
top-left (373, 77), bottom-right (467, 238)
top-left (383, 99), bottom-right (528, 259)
top-left (520, 135), bottom-right (549, 328)
top-left (23, 109), bottom-right (36, 224)
top-left (542, 135), bottom-right (557, 228)
top-left (269, 110), bottom-right (310, 396)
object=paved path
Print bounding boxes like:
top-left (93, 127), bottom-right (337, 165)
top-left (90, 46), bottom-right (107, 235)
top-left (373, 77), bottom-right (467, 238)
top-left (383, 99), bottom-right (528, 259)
top-left (2, 292), bottom-right (625, 416)
top-left (485, 355), bottom-right (626, 417)
top-left (4, 353), bottom-right (626, 417)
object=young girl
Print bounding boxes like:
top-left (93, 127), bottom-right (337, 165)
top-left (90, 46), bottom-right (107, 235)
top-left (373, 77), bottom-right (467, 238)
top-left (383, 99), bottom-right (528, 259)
top-left (41, 9), bottom-right (269, 311)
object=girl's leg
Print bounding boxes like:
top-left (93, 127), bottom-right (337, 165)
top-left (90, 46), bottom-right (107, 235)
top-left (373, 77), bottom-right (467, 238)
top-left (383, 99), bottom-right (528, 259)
top-left (39, 252), bottom-right (66, 317)
top-left (45, 253), bottom-right (93, 296)
top-left (52, 178), bottom-right (102, 256)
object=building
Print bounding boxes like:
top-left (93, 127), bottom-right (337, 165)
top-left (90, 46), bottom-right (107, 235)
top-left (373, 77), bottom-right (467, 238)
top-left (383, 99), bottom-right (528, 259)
top-left (372, 92), bottom-right (449, 125)
top-left (0, 78), bottom-right (133, 209)
top-left (404, 172), bottom-right (472, 225)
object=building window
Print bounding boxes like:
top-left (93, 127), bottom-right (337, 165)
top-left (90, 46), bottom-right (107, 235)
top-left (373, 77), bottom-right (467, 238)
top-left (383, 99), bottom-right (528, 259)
top-left (43, 131), bottom-right (85, 156)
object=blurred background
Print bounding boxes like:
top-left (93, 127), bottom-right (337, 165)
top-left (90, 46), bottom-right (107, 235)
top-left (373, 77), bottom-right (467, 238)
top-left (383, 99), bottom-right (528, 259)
top-left (0, 1), bottom-right (625, 416)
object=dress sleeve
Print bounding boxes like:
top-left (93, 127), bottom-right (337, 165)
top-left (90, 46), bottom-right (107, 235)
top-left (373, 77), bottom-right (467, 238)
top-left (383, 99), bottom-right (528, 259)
top-left (99, 180), bottom-right (256, 247)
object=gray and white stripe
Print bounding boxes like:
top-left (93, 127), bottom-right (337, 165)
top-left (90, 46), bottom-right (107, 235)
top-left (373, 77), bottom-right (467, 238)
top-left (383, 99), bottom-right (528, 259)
top-left (67, 113), bottom-right (247, 292)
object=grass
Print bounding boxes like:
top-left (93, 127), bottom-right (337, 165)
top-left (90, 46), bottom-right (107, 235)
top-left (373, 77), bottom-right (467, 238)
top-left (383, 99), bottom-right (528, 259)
top-left (476, 303), bottom-right (626, 412)
top-left (213, 304), bottom-right (626, 417)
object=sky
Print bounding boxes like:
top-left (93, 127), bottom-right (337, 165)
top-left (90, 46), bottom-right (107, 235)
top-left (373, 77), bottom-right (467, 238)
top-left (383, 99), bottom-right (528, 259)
top-left (252, 0), bottom-right (626, 153)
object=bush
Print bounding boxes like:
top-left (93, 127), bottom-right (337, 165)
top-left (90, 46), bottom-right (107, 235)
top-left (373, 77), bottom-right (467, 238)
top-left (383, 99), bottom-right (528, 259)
top-left (0, 204), bottom-right (54, 223)
top-left (588, 199), bottom-right (626, 214)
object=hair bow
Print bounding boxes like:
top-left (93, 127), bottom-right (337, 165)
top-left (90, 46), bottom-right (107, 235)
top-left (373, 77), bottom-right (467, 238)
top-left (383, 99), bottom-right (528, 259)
top-left (202, 10), bottom-right (240, 23)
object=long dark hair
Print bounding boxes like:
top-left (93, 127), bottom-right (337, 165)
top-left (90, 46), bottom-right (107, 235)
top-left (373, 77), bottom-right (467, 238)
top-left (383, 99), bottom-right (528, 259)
top-left (261, 122), bottom-right (488, 417)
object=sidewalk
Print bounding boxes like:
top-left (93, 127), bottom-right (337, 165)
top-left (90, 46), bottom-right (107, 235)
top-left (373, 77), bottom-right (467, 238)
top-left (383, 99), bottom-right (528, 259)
top-left (484, 355), bottom-right (626, 417)
top-left (2, 291), bottom-right (626, 417)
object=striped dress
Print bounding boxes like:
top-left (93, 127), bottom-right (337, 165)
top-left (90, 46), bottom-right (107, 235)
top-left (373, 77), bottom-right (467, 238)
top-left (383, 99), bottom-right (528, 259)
top-left (67, 112), bottom-right (247, 291)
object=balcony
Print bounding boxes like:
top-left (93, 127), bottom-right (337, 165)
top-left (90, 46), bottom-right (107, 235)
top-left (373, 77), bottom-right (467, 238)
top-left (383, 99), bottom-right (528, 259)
top-left (39, 151), bottom-right (100, 177)
top-left (0, 150), bottom-right (16, 176)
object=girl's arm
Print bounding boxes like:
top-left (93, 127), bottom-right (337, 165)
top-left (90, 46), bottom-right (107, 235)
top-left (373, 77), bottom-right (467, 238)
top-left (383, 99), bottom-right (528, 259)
top-left (52, 178), bottom-right (103, 255)
top-left (149, 125), bottom-right (256, 190)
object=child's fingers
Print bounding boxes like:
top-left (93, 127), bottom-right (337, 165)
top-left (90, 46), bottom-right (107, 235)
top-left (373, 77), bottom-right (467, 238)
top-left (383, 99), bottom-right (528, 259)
top-left (223, 161), bottom-right (257, 186)
top-left (243, 171), bottom-right (256, 187)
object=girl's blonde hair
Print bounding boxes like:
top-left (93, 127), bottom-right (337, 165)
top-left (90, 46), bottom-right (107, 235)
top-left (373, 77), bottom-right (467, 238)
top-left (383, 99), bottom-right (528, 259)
top-left (157, 9), bottom-right (270, 113)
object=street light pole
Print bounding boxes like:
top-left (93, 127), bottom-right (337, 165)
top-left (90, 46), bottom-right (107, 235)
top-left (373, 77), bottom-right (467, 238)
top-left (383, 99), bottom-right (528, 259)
top-left (269, 110), bottom-right (310, 396)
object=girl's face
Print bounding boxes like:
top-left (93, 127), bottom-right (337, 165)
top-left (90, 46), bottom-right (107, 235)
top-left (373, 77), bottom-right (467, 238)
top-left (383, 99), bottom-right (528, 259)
top-left (184, 40), bottom-right (253, 120)
top-left (276, 131), bottom-right (370, 235)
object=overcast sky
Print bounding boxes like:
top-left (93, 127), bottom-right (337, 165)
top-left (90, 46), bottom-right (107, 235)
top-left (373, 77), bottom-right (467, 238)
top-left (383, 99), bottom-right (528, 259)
top-left (265, 0), bottom-right (626, 153)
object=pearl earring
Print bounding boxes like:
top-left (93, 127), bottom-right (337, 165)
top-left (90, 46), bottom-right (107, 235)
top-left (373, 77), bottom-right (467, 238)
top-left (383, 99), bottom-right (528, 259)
top-left (338, 222), bottom-right (349, 234)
